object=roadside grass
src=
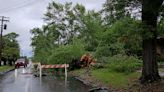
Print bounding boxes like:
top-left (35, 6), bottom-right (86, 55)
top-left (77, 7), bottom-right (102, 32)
top-left (71, 68), bottom-right (140, 88)
top-left (91, 69), bottom-right (140, 88)
top-left (0, 66), bottom-right (14, 72)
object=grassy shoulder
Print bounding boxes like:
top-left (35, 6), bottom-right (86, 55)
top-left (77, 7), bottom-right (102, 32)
top-left (0, 66), bottom-right (14, 72)
top-left (70, 68), bottom-right (140, 89)
top-left (92, 69), bottom-right (140, 88)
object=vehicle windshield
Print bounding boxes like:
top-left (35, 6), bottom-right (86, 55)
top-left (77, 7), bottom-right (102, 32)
top-left (16, 59), bottom-right (25, 63)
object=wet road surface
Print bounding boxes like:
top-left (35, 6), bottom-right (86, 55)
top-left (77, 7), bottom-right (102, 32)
top-left (0, 67), bottom-right (90, 92)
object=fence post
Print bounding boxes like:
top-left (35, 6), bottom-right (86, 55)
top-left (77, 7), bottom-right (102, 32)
top-left (39, 63), bottom-right (42, 78)
top-left (65, 64), bottom-right (67, 88)
top-left (65, 64), bottom-right (67, 78)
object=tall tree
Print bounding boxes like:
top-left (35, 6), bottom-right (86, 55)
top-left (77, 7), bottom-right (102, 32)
top-left (140, 0), bottom-right (163, 83)
top-left (103, 0), bottom-right (164, 83)
top-left (32, 1), bottom-right (104, 63)
top-left (2, 32), bottom-right (20, 66)
top-left (30, 25), bottom-right (59, 63)
top-left (44, 2), bottom-right (88, 44)
top-left (102, 0), bottom-right (141, 26)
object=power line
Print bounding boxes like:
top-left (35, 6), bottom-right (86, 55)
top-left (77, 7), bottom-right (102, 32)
top-left (0, 0), bottom-right (33, 10)
top-left (0, 0), bottom-right (35, 11)
top-left (0, 0), bottom-right (47, 14)
top-left (0, 0), bottom-right (40, 13)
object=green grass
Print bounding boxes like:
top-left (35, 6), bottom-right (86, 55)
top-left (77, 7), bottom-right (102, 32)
top-left (70, 69), bottom-right (85, 77)
top-left (91, 69), bottom-right (140, 88)
top-left (71, 68), bottom-right (140, 88)
top-left (0, 66), bottom-right (14, 72)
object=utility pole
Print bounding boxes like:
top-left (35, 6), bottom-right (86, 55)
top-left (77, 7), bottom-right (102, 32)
top-left (0, 16), bottom-right (9, 66)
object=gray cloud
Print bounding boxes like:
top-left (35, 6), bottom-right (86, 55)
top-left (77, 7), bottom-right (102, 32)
top-left (0, 0), bottom-right (106, 57)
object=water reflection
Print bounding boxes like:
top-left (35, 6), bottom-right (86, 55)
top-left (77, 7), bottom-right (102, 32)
top-left (0, 64), bottom-right (91, 92)
top-left (39, 75), bottom-right (91, 92)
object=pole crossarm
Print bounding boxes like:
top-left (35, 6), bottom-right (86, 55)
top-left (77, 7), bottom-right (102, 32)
top-left (0, 19), bottom-right (9, 21)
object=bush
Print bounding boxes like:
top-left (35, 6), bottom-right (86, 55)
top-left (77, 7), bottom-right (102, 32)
top-left (92, 63), bottom-right (105, 69)
top-left (95, 46), bottom-right (112, 58)
top-left (107, 54), bottom-right (142, 73)
top-left (48, 46), bottom-right (84, 64)
top-left (47, 40), bottom-right (85, 65)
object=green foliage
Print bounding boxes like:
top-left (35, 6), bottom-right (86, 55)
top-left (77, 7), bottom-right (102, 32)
top-left (44, 1), bottom-right (88, 44)
top-left (31, 1), bottom-right (144, 75)
top-left (102, 0), bottom-right (141, 25)
top-left (3, 47), bottom-right (19, 59)
top-left (0, 66), bottom-right (14, 72)
top-left (157, 17), bottom-right (164, 35)
top-left (94, 43), bottom-right (125, 63)
top-left (92, 63), bottom-right (105, 69)
top-left (107, 54), bottom-right (142, 73)
top-left (30, 25), bottom-right (59, 63)
top-left (95, 46), bottom-right (112, 58)
top-left (48, 39), bottom-right (85, 64)
top-left (2, 32), bottom-right (20, 60)
top-left (72, 69), bottom-right (140, 88)
top-left (101, 17), bottom-right (142, 56)
top-left (84, 39), bottom-right (99, 51)
top-left (31, 1), bottom-right (105, 63)
top-left (92, 69), bottom-right (140, 87)
top-left (79, 11), bottom-right (104, 51)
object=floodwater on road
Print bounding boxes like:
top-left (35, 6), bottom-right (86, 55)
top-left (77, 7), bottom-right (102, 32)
top-left (0, 68), bottom-right (90, 92)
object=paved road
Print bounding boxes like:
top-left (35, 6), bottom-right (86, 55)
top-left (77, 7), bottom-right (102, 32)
top-left (0, 67), bottom-right (90, 92)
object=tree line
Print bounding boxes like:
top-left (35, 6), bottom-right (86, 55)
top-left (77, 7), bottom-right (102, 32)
top-left (0, 32), bottom-right (20, 66)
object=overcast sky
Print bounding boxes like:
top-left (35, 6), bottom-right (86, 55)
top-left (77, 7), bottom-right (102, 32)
top-left (0, 0), bottom-right (106, 57)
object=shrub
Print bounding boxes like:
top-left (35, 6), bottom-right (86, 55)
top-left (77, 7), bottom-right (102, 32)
top-left (95, 46), bottom-right (112, 58)
top-left (48, 46), bottom-right (85, 64)
top-left (47, 40), bottom-right (85, 65)
top-left (92, 63), bottom-right (105, 69)
top-left (107, 54), bottom-right (142, 73)
top-left (94, 42), bottom-right (126, 63)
